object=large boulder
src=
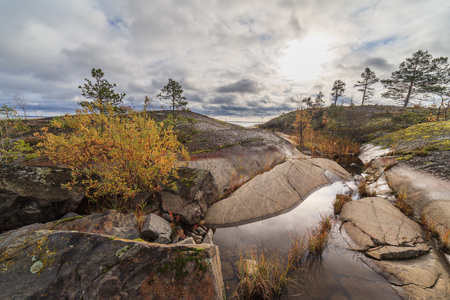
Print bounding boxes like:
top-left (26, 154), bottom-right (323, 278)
top-left (187, 129), bottom-right (305, 197)
top-left (0, 229), bottom-right (225, 299)
top-left (205, 158), bottom-right (350, 226)
top-left (162, 167), bottom-right (219, 225)
top-left (340, 197), bottom-right (427, 257)
top-left (385, 164), bottom-right (450, 251)
top-left (340, 197), bottom-right (450, 299)
top-left (0, 163), bottom-right (84, 232)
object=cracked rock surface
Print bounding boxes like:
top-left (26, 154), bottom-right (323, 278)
top-left (0, 229), bottom-right (225, 299)
top-left (205, 158), bottom-right (350, 226)
top-left (341, 197), bottom-right (450, 299)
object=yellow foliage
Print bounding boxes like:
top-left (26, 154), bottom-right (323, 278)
top-left (37, 104), bottom-right (189, 205)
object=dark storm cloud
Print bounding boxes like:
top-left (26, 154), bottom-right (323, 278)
top-left (209, 95), bottom-right (237, 105)
top-left (216, 79), bottom-right (261, 94)
top-left (364, 57), bottom-right (395, 71)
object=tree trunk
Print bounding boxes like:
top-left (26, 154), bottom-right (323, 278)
top-left (404, 80), bottom-right (414, 107)
top-left (361, 87), bottom-right (367, 106)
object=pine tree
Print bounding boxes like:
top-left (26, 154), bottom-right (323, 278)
top-left (314, 91), bottom-right (325, 108)
top-left (380, 50), bottom-right (446, 107)
top-left (78, 68), bottom-right (126, 114)
top-left (330, 80), bottom-right (346, 106)
top-left (157, 79), bottom-right (188, 114)
top-left (354, 67), bottom-right (379, 105)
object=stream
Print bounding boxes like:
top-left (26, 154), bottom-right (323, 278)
top-left (213, 181), bottom-right (401, 299)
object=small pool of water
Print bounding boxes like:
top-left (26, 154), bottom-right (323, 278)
top-left (213, 181), bottom-right (401, 299)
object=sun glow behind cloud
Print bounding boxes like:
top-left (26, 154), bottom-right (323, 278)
top-left (278, 35), bottom-right (332, 83)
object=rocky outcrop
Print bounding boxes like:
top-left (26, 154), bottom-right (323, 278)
top-left (205, 158), bottom-right (350, 226)
top-left (385, 164), bottom-right (450, 251)
top-left (187, 129), bottom-right (305, 197)
top-left (341, 197), bottom-right (427, 257)
top-left (0, 163), bottom-right (84, 232)
top-left (162, 167), bottom-right (219, 225)
top-left (340, 197), bottom-right (450, 299)
top-left (0, 229), bottom-right (225, 299)
top-left (43, 210), bottom-right (140, 240)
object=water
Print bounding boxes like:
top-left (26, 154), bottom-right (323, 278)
top-left (213, 182), bottom-right (400, 299)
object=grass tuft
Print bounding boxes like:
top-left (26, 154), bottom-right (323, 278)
top-left (234, 213), bottom-right (334, 299)
top-left (332, 194), bottom-right (352, 214)
top-left (393, 188), bottom-right (413, 217)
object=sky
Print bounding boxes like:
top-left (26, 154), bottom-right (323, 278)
top-left (1, 0), bottom-right (449, 122)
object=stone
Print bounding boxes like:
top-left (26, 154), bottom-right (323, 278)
top-left (365, 244), bottom-right (429, 260)
top-left (340, 197), bottom-right (450, 299)
top-left (141, 213), bottom-right (172, 243)
top-left (386, 164), bottom-right (450, 251)
top-left (0, 163), bottom-right (84, 232)
top-left (341, 197), bottom-right (425, 251)
top-left (177, 237), bottom-right (196, 245)
top-left (59, 211), bottom-right (81, 220)
top-left (195, 226), bottom-right (207, 236)
top-left (340, 197), bottom-right (425, 249)
top-left (161, 167), bottom-right (220, 225)
top-left (43, 210), bottom-right (140, 240)
top-left (162, 213), bottom-right (173, 223)
top-left (161, 191), bottom-right (203, 225)
top-left (202, 229), bottom-right (214, 244)
top-left (373, 250), bottom-right (450, 299)
top-left (205, 158), bottom-right (350, 226)
top-left (188, 129), bottom-right (305, 197)
top-left (366, 174), bottom-right (394, 198)
top-left (0, 229), bottom-right (225, 299)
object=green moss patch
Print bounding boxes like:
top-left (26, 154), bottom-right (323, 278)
top-left (372, 121), bottom-right (450, 154)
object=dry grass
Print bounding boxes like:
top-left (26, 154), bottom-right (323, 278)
top-left (420, 214), bottom-right (450, 252)
top-left (235, 251), bottom-right (291, 300)
top-left (234, 214), bottom-right (334, 299)
top-left (420, 213), bottom-right (440, 241)
top-left (358, 179), bottom-right (376, 198)
top-left (393, 188), bottom-right (413, 217)
top-left (307, 214), bottom-right (333, 257)
top-left (332, 194), bottom-right (353, 214)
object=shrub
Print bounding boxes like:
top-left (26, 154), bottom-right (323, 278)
top-left (37, 104), bottom-right (189, 208)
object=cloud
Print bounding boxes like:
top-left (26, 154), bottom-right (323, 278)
top-left (0, 0), bottom-right (449, 117)
top-left (363, 57), bottom-right (395, 72)
top-left (216, 79), bottom-right (261, 94)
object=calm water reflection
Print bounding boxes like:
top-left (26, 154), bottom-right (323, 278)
top-left (213, 181), bottom-right (400, 299)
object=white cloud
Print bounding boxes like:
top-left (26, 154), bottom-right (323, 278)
top-left (0, 0), bottom-right (449, 117)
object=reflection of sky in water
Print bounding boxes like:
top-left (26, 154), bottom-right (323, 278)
top-left (214, 181), bottom-right (351, 253)
top-left (214, 181), bottom-right (401, 299)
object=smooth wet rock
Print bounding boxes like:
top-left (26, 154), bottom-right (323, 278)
top-left (373, 249), bottom-right (450, 299)
top-left (0, 230), bottom-right (225, 299)
top-left (141, 213), bottom-right (172, 243)
top-left (386, 164), bottom-right (450, 251)
top-left (341, 197), bottom-right (426, 251)
top-left (205, 158), bottom-right (350, 226)
top-left (0, 163), bottom-right (84, 232)
top-left (188, 129), bottom-right (305, 197)
top-left (366, 174), bottom-right (394, 198)
top-left (340, 197), bottom-right (450, 299)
